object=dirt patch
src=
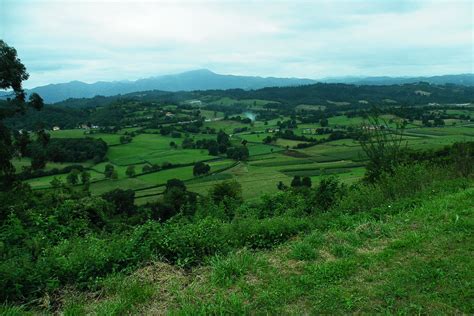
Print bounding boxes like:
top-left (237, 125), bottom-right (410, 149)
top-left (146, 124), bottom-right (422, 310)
top-left (135, 262), bottom-right (188, 315)
top-left (134, 261), bottom-right (186, 284)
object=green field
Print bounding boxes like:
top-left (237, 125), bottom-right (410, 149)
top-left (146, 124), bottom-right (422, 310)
top-left (20, 109), bottom-right (474, 203)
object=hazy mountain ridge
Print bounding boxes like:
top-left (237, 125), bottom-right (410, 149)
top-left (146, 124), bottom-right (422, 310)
top-left (0, 70), bottom-right (472, 103)
top-left (0, 69), bottom-right (315, 103)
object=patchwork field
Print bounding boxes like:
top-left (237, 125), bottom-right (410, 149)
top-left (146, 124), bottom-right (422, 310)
top-left (20, 107), bottom-right (474, 203)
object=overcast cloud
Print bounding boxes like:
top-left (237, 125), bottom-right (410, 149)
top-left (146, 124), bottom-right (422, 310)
top-left (1, 0), bottom-right (473, 88)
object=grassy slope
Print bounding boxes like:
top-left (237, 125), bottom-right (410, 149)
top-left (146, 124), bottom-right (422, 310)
top-left (54, 184), bottom-right (473, 315)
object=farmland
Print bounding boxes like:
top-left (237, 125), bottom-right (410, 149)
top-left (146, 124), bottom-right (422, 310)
top-left (13, 93), bottom-right (473, 203)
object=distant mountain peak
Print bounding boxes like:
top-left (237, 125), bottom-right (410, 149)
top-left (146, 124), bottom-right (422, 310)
top-left (185, 69), bottom-right (215, 74)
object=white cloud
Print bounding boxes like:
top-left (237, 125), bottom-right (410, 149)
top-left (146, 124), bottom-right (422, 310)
top-left (1, 0), bottom-right (472, 88)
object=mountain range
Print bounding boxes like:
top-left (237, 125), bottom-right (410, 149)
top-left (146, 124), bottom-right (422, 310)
top-left (1, 69), bottom-right (472, 103)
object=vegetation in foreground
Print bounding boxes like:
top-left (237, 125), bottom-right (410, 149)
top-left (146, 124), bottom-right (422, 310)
top-left (1, 146), bottom-right (473, 314)
top-left (68, 184), bottom-right (472, 315)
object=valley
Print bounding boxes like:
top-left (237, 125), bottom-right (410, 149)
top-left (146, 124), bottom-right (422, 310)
top-left (9, 91), bottom-right (474, 203)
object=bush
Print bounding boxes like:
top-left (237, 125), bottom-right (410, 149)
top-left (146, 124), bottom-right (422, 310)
top-left (337, 163), bottom-right (454, 214)
top-left (227, 216), bottom-right (311, 250)
top-left (377, 163), bottom-right (432, 200)
top-left (310, 176), bottom-right (346, 212)
top-left (130, 217), bottom-right (228, 267)
top-left (209, 181), bottom-right (243, 220)
top-left (193, 162), bottom-right (210, 176)
top-left (257, 191), bottom-right (308, 218)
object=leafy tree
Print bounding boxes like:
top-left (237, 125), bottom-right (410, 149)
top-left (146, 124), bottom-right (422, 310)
top-left (210, 180), bottom-right (242, 204)
top-left (111, 170), bottom-right (118, 180)
top-left (263, 136), bottom-right (275, 144)
top-left (104, 164), bottom-right (115, 178)
top-left (217, 130), bottom-right (230, 147)
top-left (312, 176), bottom-right (345, 212)
top-left (27, 92), bottom-right (44, 110)
top-left (302, 176), bottom-right (312, 188)
top-left (0, 40), bottom-right (44, 187)
top-left (422, 116), bottom-right (432, 127)
top-left (277, 181), bottom-right (287, 190)
top-left (30, 149), bottom-right (46, 170)
top-left (182, 137), bottom-right (195, 149)
top-left (291, 176), bottom-right (302, 187)
top-left (209, 180), bottom-right (243, 219)
top-left (165, 178), bottom-right (186, 192)
top-left (226, 146), bottom-right (249, 161)
top-left (193, 162), bottom-right (210, 176)
top-left (162, 178), bottom-right (188, 213)
top-left (216, 130), bottom-right (231, 154)
top-left (434, 117), bottom-right (445, 126)
top-left (80, 171), bottom-right (91, 184)
top-left (0, 40), bottom-right (29, 101)
top-left (50, 177), bottom-right (63, 188)
top-left (320, 118), bottom-right (329, 127)
top-left (102, 189), bottom-right (135, 215)
top-left (126, 165), bottom-right (136, 178)
top-left (66, 169), bottom-right (80, 185)
top-left (171, 131), bottom-right (182, 138)
top-left (119, 135), bottom-right (132, 144)
top-left (208, 142), bottom-right (220, 156)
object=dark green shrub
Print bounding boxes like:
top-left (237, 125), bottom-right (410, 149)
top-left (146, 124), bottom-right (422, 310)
top-left (130, 217), bottom-right (229, 267)
top-left (102, 189), bottom-right (135, 215)
top-left (311, 176), bottom-right (346, 212)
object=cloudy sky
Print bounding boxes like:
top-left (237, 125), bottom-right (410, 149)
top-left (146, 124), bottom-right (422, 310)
top-left (1, 0), bottom-right (473, 88)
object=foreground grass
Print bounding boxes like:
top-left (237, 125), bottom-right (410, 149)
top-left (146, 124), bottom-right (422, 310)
top-left (24, 184), bottom-right (471, 315)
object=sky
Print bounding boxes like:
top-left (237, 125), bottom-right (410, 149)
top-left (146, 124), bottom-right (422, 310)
top-left (1, 0), bottom-right (473, 88)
